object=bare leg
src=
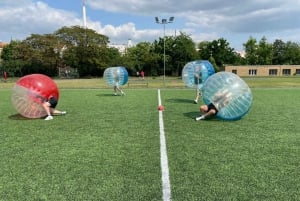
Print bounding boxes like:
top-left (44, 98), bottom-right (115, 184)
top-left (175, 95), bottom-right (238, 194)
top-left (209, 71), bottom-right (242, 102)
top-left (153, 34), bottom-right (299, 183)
top-left (42, 102), bottom-right (54, 120)
top-left (50, 108), bottom-right (66, 115)
top-left (196, 105), bottom-right (217, 120)
top-left (113, 86), bottom-right (118, 95)
top-left (43, 102), bottom-right (66, 120)
top-left (201, 109), bottom-right (217, 119)
top-left (200, 105), bottom-right (208, 113)
top-left (194, 88), bottom-right (199, 104)
top-left (114, 86), bottom-right (125, 95)
top-left (42, 102), bottom-right (52, 116)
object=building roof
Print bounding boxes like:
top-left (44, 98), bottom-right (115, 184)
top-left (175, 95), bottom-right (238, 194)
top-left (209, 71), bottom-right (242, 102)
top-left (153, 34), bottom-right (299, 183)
top-left (0, 42), bottom-right (8, 48)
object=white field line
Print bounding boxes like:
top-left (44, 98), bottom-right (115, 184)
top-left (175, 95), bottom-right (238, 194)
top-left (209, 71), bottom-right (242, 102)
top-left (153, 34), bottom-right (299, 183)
top-left (157, 89), bottom-right (171, 201)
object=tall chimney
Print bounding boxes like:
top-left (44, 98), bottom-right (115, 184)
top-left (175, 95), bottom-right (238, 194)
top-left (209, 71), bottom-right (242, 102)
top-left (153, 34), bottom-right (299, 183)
top-left (82, 0), bottom-right (87, 28)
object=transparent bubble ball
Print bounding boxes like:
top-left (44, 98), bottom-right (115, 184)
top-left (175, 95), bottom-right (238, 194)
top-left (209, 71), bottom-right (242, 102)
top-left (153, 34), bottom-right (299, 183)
top-left (202, 72), bottom-right (253, 120)
top-left (103, 66), bottom-right (128, 86)
top-left (182, 60), bottom-right (215, 89)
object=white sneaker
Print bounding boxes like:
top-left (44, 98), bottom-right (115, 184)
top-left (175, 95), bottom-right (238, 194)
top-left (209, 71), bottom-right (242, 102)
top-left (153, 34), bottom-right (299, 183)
top-left (194, 100), bottom-right (198, 104)
top-left (195, 116), bottom-right (205, 121)
top-left (121, 92), bottom-right (125, 96)
top-left (45, 115), bottom-right (53, 120)
top-left (61, 111), bottom-right (67, 115)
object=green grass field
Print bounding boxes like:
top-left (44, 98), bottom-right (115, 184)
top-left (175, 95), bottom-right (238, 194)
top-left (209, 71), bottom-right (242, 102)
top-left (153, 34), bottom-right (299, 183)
top-left (0, 77), bottom-right (300, 200)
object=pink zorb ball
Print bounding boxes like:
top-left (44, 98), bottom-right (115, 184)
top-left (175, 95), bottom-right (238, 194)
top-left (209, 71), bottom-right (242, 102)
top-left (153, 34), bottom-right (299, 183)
top-left (11, 74), bottom-right (59, 118)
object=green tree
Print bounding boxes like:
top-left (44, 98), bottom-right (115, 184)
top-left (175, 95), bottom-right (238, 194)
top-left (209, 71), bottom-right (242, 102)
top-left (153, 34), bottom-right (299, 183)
top-left (153, 32), bottom-right (199, 76)
top-left (198, 41), bottom-right (211, 59)
top-left (21, 34), bottom-right (59, 76)
top-left (1, 40), bottom-right (30, 76)
top-left (256, 36), bottom-right (273, 65)
top-left (198, 38), bottom-right (238, 71)
top-left (153, 37), bottom-right (167, 76)
top-left (171, 32), bottom-right (199, 75)
top-left (272, 39), bottom-right (286, 65)
top-left (54, 26), bottom-right (109, 47)
top-left (211, 38), bottom-right (237, 70)
top-left (106, 47), bottom-right (123, 67)
top-left (243, 36), bottom-right (258, 65)
top-left (284, 41), bottom-right (300, 65)
top-left (123, 42), bottom-right (158, 76)
top-left (55, 26), bottom-right (110, 77)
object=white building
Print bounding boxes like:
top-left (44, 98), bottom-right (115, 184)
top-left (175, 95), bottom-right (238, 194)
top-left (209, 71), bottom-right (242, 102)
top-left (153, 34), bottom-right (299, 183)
top-left (108, 39), bottom-right (134, 55)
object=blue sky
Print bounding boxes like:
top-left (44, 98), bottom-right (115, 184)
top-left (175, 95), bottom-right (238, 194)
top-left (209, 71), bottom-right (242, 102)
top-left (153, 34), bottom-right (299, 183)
top-left (1, 0), bottom-right (300, 51)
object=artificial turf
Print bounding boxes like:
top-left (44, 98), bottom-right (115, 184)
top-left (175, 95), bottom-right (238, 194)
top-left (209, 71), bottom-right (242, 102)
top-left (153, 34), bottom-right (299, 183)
top-left (0, 79), bottom-right (300, 200)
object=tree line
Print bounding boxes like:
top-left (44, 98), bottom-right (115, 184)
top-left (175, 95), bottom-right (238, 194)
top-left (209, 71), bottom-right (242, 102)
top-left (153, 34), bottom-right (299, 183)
top-left (1, 26), bottom-right (300, 78)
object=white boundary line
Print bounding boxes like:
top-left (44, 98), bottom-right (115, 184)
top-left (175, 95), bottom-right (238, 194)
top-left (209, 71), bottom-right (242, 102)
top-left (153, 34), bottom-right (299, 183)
top-left (157, 89), bottom-right (171, 201)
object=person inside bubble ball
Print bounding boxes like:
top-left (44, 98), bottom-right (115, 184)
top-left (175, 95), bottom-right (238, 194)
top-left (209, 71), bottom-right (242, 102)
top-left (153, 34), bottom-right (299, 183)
top-left (113, 82), bottom-right (125, 96)
top-left (112, 71), bottom-right (125, 96)
top-left (195, 89), bottom-right (232, 121)
top-left (41, 95), bottom-right (67, 120)
top-left (195, 103), bottom-right (218, 120)
top-left (193, 69), bottom-right (202, 104)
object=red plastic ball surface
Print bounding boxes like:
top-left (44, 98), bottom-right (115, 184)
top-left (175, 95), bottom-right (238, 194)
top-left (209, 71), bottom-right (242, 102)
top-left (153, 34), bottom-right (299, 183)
top-left (16, 74), bottom-right (59, 100)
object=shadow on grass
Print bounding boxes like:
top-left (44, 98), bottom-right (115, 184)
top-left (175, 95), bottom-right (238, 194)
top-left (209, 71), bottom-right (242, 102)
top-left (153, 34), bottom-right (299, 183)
top-left (96, 93), bottom-right (116, 97)
top-left (166, 98), bottom-right (194, 104)
top-left (183, 111), bottom-right (199, 119)
top-left (9, 114), bottom-right (37, 120)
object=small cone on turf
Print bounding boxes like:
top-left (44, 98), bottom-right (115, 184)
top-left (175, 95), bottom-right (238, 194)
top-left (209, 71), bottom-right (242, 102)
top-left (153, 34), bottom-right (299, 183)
top-left (158, 105), bottom-right (164, 111)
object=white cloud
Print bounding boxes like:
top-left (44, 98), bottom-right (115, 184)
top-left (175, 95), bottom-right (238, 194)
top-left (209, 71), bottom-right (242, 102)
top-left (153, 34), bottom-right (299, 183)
top-left (0, 2), bottom-right (80, 41)
top-left (1, 0), bottom-right (300, 50)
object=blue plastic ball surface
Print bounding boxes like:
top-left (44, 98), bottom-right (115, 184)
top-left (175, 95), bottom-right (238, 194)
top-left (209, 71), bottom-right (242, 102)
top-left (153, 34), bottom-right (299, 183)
top-left (103, 66), bottom-right (128, 86)
top-left (202, 72), bottom-right (253, 120)
top-left (182, 60), bottom-right (215, 89)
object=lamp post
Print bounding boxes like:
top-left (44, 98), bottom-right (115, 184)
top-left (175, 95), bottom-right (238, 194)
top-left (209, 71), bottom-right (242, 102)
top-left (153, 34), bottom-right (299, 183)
top-left (155, 16), bottom-right (174, 83)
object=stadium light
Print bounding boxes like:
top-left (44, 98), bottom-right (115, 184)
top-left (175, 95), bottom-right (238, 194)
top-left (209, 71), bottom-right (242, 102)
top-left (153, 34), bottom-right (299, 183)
top-left (155, 16), bottom-right (174, 83)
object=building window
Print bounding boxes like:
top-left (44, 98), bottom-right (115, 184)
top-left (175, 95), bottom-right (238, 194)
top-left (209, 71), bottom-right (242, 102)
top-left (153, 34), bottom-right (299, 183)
top-left (296, 69), bottom-right (300, 75)
top-left (282, 69), bottom-right (291, 75)
top-left (232, 69), bottom-right (237, 74)
top-left (248, 69), bottom-right (257, 76)
top-left (269, 69), bottom-right (278, 76)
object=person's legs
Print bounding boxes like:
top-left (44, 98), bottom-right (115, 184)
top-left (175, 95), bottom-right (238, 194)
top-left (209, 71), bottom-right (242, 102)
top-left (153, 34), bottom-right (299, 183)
top-left (201, 109), bottom-right (217, 119)
top-left (43, 100), bottom-right (66, 120)
top-left (43, 102), bottom-right (53, 120)
top-left (196, 104), bottom-right (217, 120)
top-left (114, 85), bottom-right (125, 95)
top-left (113, 86), bottom-right (118, 95)
top-left (42, 102), bottom-right (51, 116)
top-left (194, 88), bottom-right (199, 104)
top-left (118, 87), bottom-right (125, 95)
top-left (196, 105), bottom-right (207, 120)
top-left (50, 108), bottom-right (67, 115)
top-left (200, 105), bottom-right (208, 113)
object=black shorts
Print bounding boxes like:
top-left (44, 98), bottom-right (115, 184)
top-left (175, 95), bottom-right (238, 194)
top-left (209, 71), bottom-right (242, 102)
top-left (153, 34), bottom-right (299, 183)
top-left (194, 77), bottom-right (199, 85)
top-left (194, 77), bottom-right (202, 85)
top-left (208, 103), bottom-right (218, 114)
top-left (48, 97), bottom-right (58, 108)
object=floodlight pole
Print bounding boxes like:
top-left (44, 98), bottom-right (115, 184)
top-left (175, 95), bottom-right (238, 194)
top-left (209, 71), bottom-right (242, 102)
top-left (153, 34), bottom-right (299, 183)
top-left (155, 17), bottom-right (174, 84)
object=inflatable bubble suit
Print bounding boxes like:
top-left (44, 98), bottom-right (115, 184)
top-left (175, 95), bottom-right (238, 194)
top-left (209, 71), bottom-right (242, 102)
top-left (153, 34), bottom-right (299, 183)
top-left (182, 60), bottom-right (215, 89)
top-left (11, 74), bottom-right (59, 118)
top-left (103, 66), bottom-right (128, 87)
top-left (202, 72), bottom-right (253, 120)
